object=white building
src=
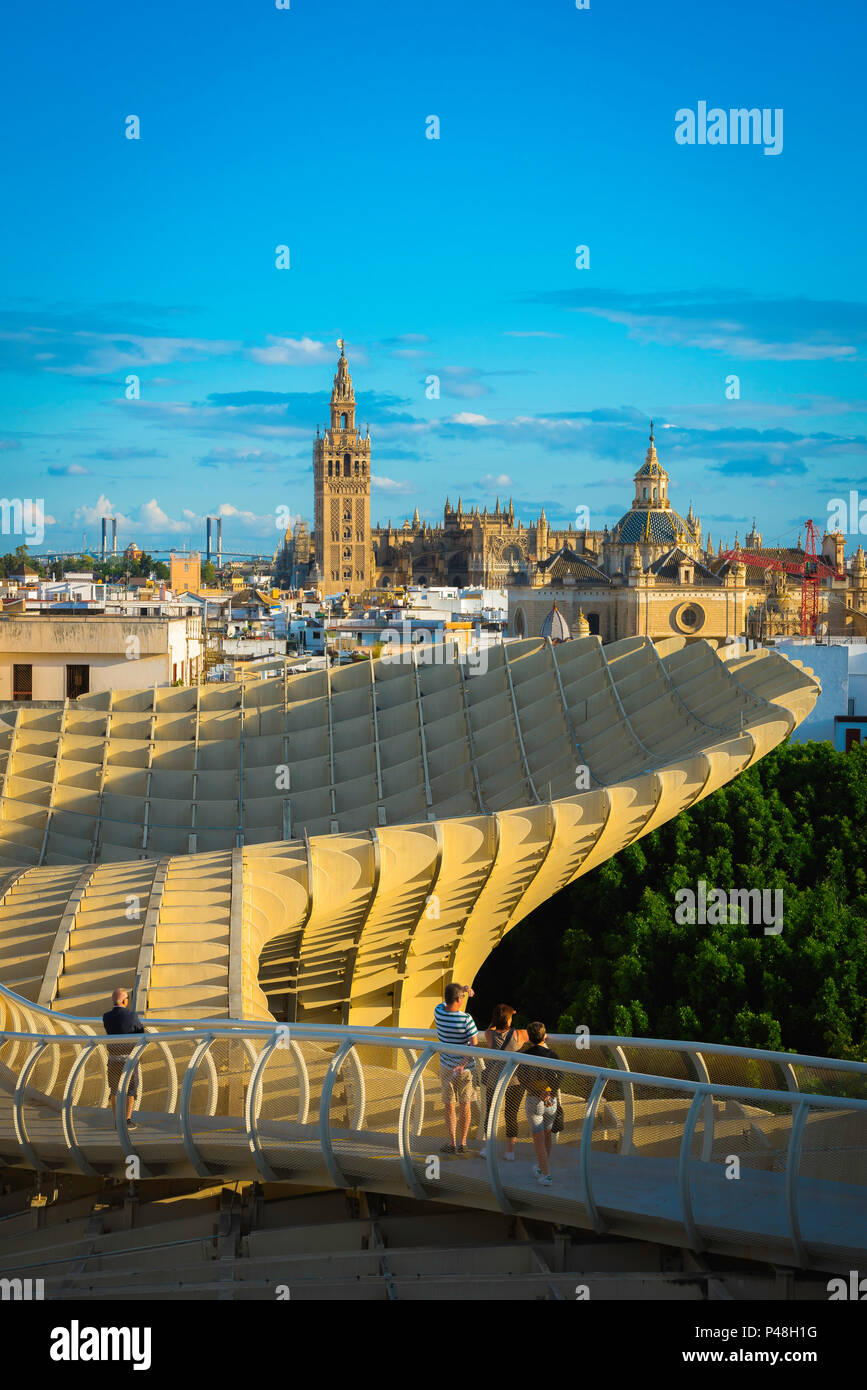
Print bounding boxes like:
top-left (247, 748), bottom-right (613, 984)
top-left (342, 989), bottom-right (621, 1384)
top-left (0, 613), bottom-right (203, 702)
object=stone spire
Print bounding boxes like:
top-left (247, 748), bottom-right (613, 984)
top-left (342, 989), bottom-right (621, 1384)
top-left (746, 516), bottom-right (762, 550)
top-left (329, 340), bottom-right (356, 431)
top-left (412, 506), bottom-right (420, 530)
top-left (632, 419), bottom-right (670, 509)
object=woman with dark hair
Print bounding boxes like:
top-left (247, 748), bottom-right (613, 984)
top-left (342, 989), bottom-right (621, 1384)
top-left (479, 1004), bottom-right (528, 1160)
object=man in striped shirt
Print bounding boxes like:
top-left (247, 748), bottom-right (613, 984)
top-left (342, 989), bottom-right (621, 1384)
top-left (433, 983), bottom-right (479, 1156)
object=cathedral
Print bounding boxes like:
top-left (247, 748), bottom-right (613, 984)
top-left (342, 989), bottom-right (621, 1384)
top-left (276, 347), bottom-right (867, 640)
top-left (278, 344), bottom-right (584, 593)
top-left (510, 429), bottom-right (864, 643)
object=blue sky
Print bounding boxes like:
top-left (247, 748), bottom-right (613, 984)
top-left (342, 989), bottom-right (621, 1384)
top-left (1, 0), bottom-right (866, 557)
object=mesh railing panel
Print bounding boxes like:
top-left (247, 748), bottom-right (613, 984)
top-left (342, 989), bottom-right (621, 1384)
top-left (256, 1038), bottom-right (333, 1183)
top-left (799, 1103), bottom-right (867, 1187)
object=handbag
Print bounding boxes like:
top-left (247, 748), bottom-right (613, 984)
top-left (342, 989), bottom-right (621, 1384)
top-left (551, 1098), bottom-right (564, 1134)
top-left (483, 1026), bottom-right (515, 1085)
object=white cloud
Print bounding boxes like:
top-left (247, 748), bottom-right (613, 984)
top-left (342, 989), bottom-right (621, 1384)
top-left (246, 336), bottom-right (333, 366)
top-left (372, 475), bottom-right (414, 493)
top-left (449, 413), bottom-right (492, 426)
top-left (216, 502), bottom-right (279, 530)
top-left (478, 473), bottom-right (513, 489)
top-left (578, 308), bottom-right (857, 362)
top-left (44, 332), bottom-right (240, 376)
top-left (73, 494), bottom-right (129, 527)
top-left (140, 498), bottom-right (187, 533)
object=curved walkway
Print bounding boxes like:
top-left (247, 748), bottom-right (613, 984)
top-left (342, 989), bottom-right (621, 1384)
top-left (1, 986), bottom-right (864, 1274)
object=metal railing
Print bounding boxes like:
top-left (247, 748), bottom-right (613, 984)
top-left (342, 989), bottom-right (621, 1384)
top-left (1, 993), bottom-right (866, 1270)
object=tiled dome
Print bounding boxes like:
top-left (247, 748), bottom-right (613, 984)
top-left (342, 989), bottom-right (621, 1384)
top-left (541, 602), bottom-right (571, 642)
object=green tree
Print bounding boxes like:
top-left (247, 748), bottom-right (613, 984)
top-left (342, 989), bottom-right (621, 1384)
top-left (475, 740), bottom-right (867, 1060)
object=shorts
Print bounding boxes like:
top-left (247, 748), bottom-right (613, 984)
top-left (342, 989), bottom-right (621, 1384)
top-left (525, 1094), bottom-right (557, 1134)
top-left (440, 1066), bottom-right (476, 1106)
top-left (107, 1056), bottom-right (140, 1097)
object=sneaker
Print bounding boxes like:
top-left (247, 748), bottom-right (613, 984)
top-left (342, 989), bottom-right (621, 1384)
top-left (127, 1122), bottom-right (137, 1131)
top-left (440, 1143), bottom-right (456, 1155)
top-left (536, 1172), bottom-right (553, 1186)
top-left (478, 1146), bottom-right (487, 1158)
top-left (532, 1164), bottom-right (542, 1179)
top-left (503, 1151), bottom-right (516, 1162)
top-left (456, 1145), bottom-right (469, 1157)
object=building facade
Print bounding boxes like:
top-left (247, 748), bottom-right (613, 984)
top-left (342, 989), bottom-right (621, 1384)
top-left (0, 613), bottom-right (203, 702)
top-left (370, 498), bottom-right (590, 590)
top-left (508, 429), bottom-right (863, 644)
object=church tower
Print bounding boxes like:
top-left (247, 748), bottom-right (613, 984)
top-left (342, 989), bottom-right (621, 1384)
top-left (314, 342), bottom-right (372, 594)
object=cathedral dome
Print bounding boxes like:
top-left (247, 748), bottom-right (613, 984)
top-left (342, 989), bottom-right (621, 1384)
top-left (541, 602), bottom-right (571, 643)
top-left (611, 423), bottom-right (698, 547)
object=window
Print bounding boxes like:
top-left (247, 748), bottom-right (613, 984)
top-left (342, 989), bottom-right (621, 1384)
top-left (341, 413), bottom-right (347, 429)
top-left (13, 663), bottom-right (32, 701)
top-left (66, 664), bottom-right (89, 700)
top-left (845, 729), bottom-right (861, 752)
top-left (344, 454), bottom-right (351, 476)
top-left (173, 663), bottom-right (177, 682)
top-left (680, 606), bottom-right (698, 628)
top-left (586, 613), bottom-right (601, 636)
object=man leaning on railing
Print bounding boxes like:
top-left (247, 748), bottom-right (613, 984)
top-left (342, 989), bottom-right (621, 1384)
top-left (433, 983), bottom-right (480, 1157)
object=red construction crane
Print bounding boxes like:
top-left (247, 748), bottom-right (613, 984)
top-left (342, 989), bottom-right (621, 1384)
top-left (722, 519), bottom-right (841, 638)
top-left (800, 519), bottom-right (821, 637)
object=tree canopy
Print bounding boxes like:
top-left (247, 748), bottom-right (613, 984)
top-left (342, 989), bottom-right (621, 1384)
top-left (475, 740), bottom-right (867, 1061)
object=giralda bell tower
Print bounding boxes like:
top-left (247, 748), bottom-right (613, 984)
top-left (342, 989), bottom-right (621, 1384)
top-left (313, 341), bottom-right (372, 595)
